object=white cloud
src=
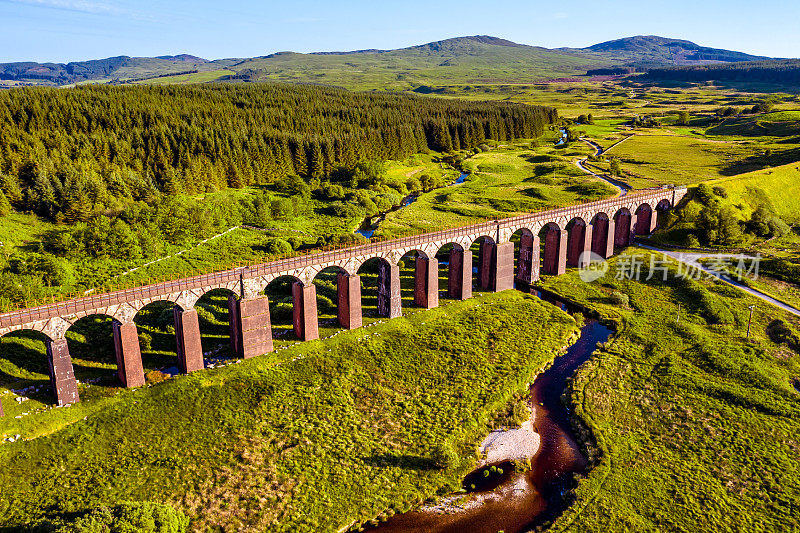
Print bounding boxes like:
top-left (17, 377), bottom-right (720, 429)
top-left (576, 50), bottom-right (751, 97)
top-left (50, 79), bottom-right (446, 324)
top-left (552, 12), bottom-right (569, 20)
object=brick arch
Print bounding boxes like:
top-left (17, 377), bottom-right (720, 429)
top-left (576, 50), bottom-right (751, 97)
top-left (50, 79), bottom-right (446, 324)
top-left (539, 222), bottom-right (567, 276)
top-left (0, 322), bottom-right (58, 342)
top-left (469, 234), bottom-right (496, 248)
top-left (395, 247), bottom-right (431, 261)
top-left (195, 284), bottom-right (240, 308)
top-left (566, 217), bottom-right (591, 268)
top-left (656, 198), bottom-right (672, 210)
top-left (130, 297), bottom-right (181, 318)
top-left (613, 207), bottom-right (634, 247)
top-left (433, 240), bottom-right (466, 255)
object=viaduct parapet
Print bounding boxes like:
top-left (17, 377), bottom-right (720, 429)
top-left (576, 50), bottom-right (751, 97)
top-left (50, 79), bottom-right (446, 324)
top-left (0, 188), bottom-right (687, 406)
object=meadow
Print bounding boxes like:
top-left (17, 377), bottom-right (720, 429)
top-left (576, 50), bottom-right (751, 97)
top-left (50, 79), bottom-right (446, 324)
top-left (0, 291), bottom-right (578, 532)
top-left (538, 249), bottom-right (800, 531)
top-left (373, 139), bottom-right (615, 238)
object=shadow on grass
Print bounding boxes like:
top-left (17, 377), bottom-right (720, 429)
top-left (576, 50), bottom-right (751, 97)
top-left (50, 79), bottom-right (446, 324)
top-left (363, 453), bottom-right (438, 471)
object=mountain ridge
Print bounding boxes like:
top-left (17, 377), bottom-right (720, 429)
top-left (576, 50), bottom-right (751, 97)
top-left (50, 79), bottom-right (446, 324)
top-left (0, 35), bottom-right (778, 87)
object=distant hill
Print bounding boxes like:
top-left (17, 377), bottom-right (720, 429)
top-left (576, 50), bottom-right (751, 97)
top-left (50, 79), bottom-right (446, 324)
top-left (577, 35), bottom-right (770, 66)
top-left (0, 55), bottom-right (240, 85)
top-left (0, 35), bottom-right (778, 88)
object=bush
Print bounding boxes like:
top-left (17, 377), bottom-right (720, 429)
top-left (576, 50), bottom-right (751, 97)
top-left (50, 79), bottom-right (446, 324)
top-left (766, 319), bottom-right (800, 352)
top-left (712, 186), bottom-right (728, 198)
top-left (609, 290), bottom-right (630, 307)
top-left (145, 370), bottom-right (170, 385)
top-left (431, 441), bottom-right (459, 470)
top-left (265, 238), bottom-right (293, 256)
top-left (28, 502), bottom-right (189, 533)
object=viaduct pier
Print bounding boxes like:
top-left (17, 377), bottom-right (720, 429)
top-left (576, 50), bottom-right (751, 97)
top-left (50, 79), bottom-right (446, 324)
top-left (0, 188), bottom-right (687, 406)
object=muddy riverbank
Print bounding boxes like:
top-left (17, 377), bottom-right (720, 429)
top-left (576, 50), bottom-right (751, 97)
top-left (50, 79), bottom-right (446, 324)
top-left (363, 290), bottom-right (612, 533)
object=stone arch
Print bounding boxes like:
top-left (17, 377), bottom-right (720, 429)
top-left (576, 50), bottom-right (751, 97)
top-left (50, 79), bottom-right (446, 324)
top-left (397, 248), bottom-right (436, 309)
top-left (590, 211), bottom-right (614, 259)
top-left (0, 328), bottom-right (54, 380)
top-left (132, 299), bottom-right (181, 371)
top-left (634, 203), bottom-right (655, 236)
top-left (264, 274), bottom-right (306, 341)
top-left (357, 256), bottom-right (401, 319)
top-left (64, 313), bottom-right (118, 381)
top-left (435, 242), bottom-right (472, 301)
top-left (565, 217), bottom-right (591, 268)
top-left (510, 228), bottom-right (538, 285)
top-left (1, 327), bottom-right (79, 406)
top-left (195, 287), bottom-right (239, 359)
top-left (539, 222), bottom-right (567, 276)
top-left (613, 207), bottom-right (633, 247)
top-left (311, 265), bottom-right (360, 332)
top-left (470, 235), bottom-right (496, 291)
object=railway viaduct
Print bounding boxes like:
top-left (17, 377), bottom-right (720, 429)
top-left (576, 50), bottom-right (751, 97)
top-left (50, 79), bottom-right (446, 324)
top-left (0, 187), bottom-right (687, 406)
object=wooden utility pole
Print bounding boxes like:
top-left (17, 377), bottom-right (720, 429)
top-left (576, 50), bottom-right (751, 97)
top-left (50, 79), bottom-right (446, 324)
top-left (747, 305), bottom-right (755, 339)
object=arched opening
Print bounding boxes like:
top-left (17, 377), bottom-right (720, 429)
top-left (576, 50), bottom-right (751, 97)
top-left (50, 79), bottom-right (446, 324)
top-left (591, 212), bottom-right (613, 259)
top-left (538, 222), bottom-right (566, 276)
top-left (357, 257), bottom-right (401, 319)
top-left (565, 217), bottom-right (591, 268)
top-left (0, 329), bottom-right (52, 395)
top-left (134, 300), bottom-right (183, 375)
top-left (656, 199), bottom-right (672, 229)
top-left (265, 275), bottom-right (303, 343)
top-left (510, 228), bottom-right (537, 287)
top-left (471, 235), bottom-right (496, 293)
top-left (65, 314), bottom-right (118, 385)
top-left (635, 203), bottom-right (655, 236)
top-left (435, 243), bottom-right (470, 301)
top-left (398, 249), bottom-right (437, 309)
top-left (195, 288), bottom-right (237, 363)
top-left (312, 266), bottom-right (357, 337)
top-left (0, 329), bottom-right (80, 406)
top-left (614, 208), bottom-right (633, 248)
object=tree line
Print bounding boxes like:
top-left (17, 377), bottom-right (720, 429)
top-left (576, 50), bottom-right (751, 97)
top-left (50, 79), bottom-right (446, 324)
top-left (0, 83), bottom-right (557, 222)
top-left (643, 59), bottom-right (800, 84)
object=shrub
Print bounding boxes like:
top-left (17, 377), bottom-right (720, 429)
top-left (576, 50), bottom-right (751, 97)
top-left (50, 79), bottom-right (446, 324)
top-left (609, 290), bottom-right (630, 307)
top-left (27, 502), bottom-right (189, 533)
top-left (766, 319), bottom-right (800, 352)
top-left (265, 238), bottom-right (292, 256)
top-left (431, 441), bottom-right (459, 470)
top-left (145, 370), bottom-right (169, 385)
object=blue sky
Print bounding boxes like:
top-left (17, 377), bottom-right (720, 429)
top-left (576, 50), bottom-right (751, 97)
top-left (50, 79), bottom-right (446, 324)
top-left (1, 0), bottom-right (798, 63)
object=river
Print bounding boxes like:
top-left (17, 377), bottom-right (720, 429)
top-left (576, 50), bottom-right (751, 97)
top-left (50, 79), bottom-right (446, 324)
top-left (363, 289), bottom-right (612, 532)
top-left (356, 171), bottom-right (469, 239)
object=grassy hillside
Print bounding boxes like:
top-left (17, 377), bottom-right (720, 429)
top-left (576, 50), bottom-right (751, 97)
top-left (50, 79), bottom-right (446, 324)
top-left (228, 36), bottom-right (610, 90)
top-left (373, 139), bottom-right (615, 238)
top-left (539, 250), bottom-right (800, 531)
top-left (708, 162), bottom-right (800, 223)
top-left (0, 291), bottom-right (578, 532)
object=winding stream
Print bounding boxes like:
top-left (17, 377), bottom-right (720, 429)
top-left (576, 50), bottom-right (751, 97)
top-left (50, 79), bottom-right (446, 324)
top-left (364, 290), bottom-right (612, 533)
top-left (356, 172), bottom-right (468, 239)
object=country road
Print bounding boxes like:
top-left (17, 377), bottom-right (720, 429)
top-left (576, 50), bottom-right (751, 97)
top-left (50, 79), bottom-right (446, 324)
top-left (574, 137), bottom-right (631, 197)
top-left (638, 243), bottom-right (800, 317)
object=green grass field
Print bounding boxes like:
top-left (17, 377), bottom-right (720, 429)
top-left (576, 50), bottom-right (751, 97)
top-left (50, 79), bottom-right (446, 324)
top-left (373, 141), bottom-right (615, 238)
top-left (0, 291), bottom-right (578, 531)
top-left (538, 249), bottom-right (800, 531)
top-left (708, 162), bottom-right (800, 223)
top-left (603, 134), bottom-right (781, 188)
